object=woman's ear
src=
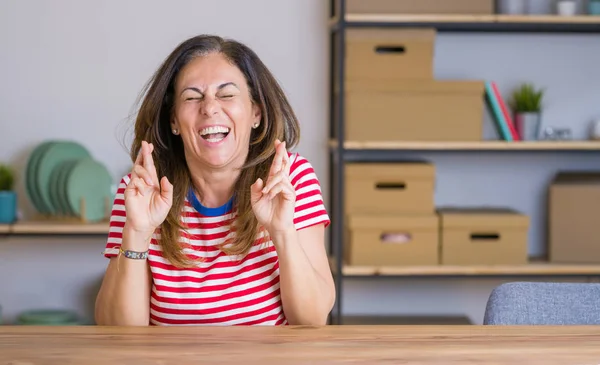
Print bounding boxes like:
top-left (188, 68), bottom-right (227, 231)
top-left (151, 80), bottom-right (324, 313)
top-left (170, 118), bottom-right (180, 135)
top-left (251, 103), bottom-right (262, 127)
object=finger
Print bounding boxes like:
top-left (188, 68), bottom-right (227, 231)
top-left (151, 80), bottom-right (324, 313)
top-left (130, 143), bottom-right (145, 180)
top-left (131, 177), bottom-right (150, 197)
top-left (143, 142), bottom-right (160, 186)
top-left (267, 183), bottom-right (283, 200)
top-left (250, 178), bottom-right (264, 204)
top-left (159, 176), bottom-right (173, 206)
top-left (133, 165), bottom-right (155, 186)
top-left (278, 141), bottom-right (290, 175)
top-left (135, 147), bottom-right (144, 166)
top-left (269, 140), bottom-right (284, 176)
top-left (282, 149), bottom-right (291, 176)
top-left (267, 180), bottom-right (295, 201)
top-left (124, 178), bottom-right (138, 197)
top-left (262, 171), bottom-right (285, 194)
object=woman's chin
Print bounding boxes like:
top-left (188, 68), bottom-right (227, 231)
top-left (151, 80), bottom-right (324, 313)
top-left (197, 150), bottom-right (240, 169)
top-left (189, 137), bottom-right (247, 170)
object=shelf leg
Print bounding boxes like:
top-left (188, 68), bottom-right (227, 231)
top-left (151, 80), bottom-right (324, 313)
top-left (330, 0), bottom-right (346, 326)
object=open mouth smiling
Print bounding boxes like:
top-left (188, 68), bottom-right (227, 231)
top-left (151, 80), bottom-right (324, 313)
top-left (199, 125), bottom-right (230, 143)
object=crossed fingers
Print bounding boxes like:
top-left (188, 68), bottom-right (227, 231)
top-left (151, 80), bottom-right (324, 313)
top-left (127, 141), bottom-right (159, 196)
top-left (262, 140), bottom-right (293, 200)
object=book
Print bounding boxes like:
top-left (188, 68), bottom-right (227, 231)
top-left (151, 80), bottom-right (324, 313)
top-left (491, 82), bottom-right (520, 141)
top-left (484, 81), bottom-right (513, 141)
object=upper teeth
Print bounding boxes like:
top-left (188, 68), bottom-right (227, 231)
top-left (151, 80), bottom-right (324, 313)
top-left (200, 126), bottom-right (230, 135)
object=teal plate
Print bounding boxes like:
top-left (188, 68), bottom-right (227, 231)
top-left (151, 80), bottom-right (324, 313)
top-left (35, 141), bottom-right (91, 215)
top-left (65, 158), bottom-right (112, 222)
top-left (58, 160), bottom-right (79, 216)
top-left (17, 309), bottom-right (80, 325)
top-left (49, 160), bottom-right (77, 216)
top-left (25, 141), bottom-right (55, 214)
top-left (48, 160), bottom-right (66, 216)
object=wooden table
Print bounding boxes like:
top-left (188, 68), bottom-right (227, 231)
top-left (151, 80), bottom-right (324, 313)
top-left (1, 325), bottom-right (600, 364)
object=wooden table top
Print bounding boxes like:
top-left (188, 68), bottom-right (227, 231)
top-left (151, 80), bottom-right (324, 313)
top-left (1, 325), bottom-right (600, 364)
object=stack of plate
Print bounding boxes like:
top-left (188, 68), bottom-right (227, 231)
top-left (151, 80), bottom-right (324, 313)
top-left (17, 309), bottom-right (81, 326)
top-left (25, 140), bottom-right (113, 223)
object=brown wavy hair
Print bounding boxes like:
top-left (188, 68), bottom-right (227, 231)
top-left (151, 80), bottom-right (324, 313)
top-left (130, 35), bottom-right (300, 268)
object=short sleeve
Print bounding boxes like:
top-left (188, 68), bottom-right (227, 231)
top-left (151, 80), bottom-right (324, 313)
top-left (288, 153), bottom-right (331, 230)
top-left (103, 174), bottom-right (131, 258)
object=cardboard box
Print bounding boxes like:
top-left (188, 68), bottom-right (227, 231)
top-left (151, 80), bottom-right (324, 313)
top-left (438, 207), bottom-right (529, 265)
top-left (345, 79), bottom-right (485, 141)
top-left (346, 28), bottom-right (435, 82)
top-left (345, 214), bottom-right (439, 266)
top-left (549, 172), bottom-right (600, 264)
top-left (345, 162), bottom-right (435, 215)
top-left (346, 0), bottom-right (495, 14)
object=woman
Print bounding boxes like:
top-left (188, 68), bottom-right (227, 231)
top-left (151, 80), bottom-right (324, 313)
top-left (94, 35), bottom-right (334, 326)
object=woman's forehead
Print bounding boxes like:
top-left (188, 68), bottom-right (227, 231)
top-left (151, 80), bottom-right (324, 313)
top-left (176, 53), bottom-right (247, 91)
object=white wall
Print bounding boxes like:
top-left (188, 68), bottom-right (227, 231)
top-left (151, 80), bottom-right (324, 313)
top-left (0, 0), bottom-right (329, 324)
top-left (0, 0), bottom-right (330, 216)
top-left (1, 0), bottom-right (599, 325)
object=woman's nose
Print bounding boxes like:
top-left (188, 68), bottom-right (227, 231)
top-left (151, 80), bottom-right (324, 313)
top-left (200, 97), bottom-right (219, 116)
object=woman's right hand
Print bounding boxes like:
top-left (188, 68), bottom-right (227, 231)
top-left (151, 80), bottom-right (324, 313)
top-left (123, 140), bottom-right (174, 238)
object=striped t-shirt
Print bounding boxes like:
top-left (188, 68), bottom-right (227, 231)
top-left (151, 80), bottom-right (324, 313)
top-left (103, 153), bottom-right (330, 326)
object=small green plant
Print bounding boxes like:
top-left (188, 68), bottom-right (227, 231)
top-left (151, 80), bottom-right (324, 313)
top-left (0, 165), bottom-right (14, 191)
top-left (510, 83), bottom-right (544, 113)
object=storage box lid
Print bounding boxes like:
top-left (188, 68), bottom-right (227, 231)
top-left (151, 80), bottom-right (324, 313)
top-left (347, 28), bottom-right (436, 42)
top-left (345, 79), bottom-right (485, 94)
top-left (552, 171), bottom-right (600, 185)
top-left (346, 0), bottom-right (494, 15)
top-left (347, 214), bottom-right (438, 230)
top-left (346, 162), bottom-right (435, 179)
top-left (438, 207), bottom-right (529, 229)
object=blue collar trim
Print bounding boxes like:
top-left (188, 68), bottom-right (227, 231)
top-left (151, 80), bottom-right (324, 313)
top-left (187, 188), bottom-right (234, 217)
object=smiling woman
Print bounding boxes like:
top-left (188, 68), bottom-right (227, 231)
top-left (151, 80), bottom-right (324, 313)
top-left (94, 35), bottom-right (334, 326)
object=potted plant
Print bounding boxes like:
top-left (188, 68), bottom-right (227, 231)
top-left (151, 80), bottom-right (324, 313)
top-left (510, 83), bottom-right (545, 141)
top-left (0, 164), bottom-right (17, 224)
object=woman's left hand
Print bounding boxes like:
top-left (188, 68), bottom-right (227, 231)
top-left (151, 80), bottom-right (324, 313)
top-left (251, 139), bottom-right (296, 237)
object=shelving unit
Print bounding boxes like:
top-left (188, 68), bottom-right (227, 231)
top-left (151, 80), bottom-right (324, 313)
top-left (327, 0), bottom-right (600, 325)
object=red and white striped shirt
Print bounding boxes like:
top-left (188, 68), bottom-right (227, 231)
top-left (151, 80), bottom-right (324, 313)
top-left (103, 153), bottom-right (330, 326)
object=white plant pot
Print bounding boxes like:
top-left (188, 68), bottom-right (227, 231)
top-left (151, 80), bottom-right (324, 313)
top-left (515, 112), bottom-right (542, 141)
top-left (498, 0), bottom-right (527, 14)
top-left (557, 0), bottom-right (577, 16)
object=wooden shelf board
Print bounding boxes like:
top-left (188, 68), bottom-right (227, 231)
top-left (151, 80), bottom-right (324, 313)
top-left (495, 14), bottom-right (600, 24)
top-left (343, 13), bottom-right (600, 24)
top-left (0, 224), bottom-right (10, 234)
top-left (329, 258), bottom-right (600, 276)
top-left (329, 140), bottom-right (600, 151)
top-left (345, 14), bottom-right (497, 23)
top-left (10, 220), bottom-right (110, 235)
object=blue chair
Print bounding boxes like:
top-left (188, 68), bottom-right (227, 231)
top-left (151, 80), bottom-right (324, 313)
top-left (483, 282), bottom-right (600, 325)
